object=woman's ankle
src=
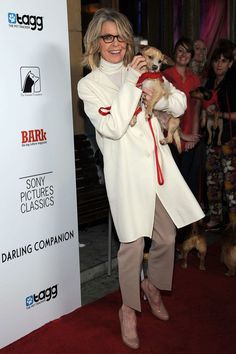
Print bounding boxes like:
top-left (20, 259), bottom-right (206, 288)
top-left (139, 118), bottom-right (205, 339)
top-left (121, 304), bottom-right (135, 315)
top-left (145, 278), bottom-right (160, 294)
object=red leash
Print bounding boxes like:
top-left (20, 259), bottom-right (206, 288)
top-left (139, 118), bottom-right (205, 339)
top-left (148, 117), bottom-right (164, 185)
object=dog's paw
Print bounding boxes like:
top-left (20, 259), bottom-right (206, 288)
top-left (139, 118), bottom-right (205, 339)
top-left (225, 270), bottom-right (235, 277)
top-left (199, 265), bottom-right (206, 271)
top-left (160, 138), bottom-right (168, 145)
top-left (130, 116), bottom-right (137, 127)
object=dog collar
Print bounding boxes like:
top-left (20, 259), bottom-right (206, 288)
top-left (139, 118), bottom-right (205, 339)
top-left (136, 72), bottom-right (163, 87)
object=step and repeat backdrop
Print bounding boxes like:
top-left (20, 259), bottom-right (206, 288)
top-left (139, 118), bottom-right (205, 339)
top-left (0, 0), bottom-right (81, 348)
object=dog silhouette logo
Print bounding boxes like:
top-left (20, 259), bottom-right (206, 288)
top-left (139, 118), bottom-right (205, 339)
top-left (20, 67), bottom-right (41, 94)
top-left (23, 71), bottom-right (39, 93)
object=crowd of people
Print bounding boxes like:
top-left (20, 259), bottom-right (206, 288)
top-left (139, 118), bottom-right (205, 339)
top-left (162, 36), bottom-right (236, 232)
top-left (77, 7), bottom-right (235, 350)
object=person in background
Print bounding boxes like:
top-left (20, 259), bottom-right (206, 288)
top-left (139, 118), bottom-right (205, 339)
top-left (78, 9), bottom-right (204, 350)
top-left (163, 37), bottom-right (204, 203)
top-left (204, 45), bottom-right (236, 231)
top-left (217, 38), bottom-right (236, 72)
top-left (189, 38), bottom-right (208, 83)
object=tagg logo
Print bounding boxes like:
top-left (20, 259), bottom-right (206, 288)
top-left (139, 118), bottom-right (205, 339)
top-left (20, 66), bottom-right (41, 96)
top-left (26, 284), bottom-right (58, 309)
top-left (8, 12), bottom-right (43, 31)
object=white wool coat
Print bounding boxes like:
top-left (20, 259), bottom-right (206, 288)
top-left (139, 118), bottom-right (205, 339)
top-left (77, 65), bottom-right (204, 243)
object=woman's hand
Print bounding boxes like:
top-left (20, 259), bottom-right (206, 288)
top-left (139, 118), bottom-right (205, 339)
top-left (184, 141), bottom-right (197, 151)
top-left (142, 87), bottom-right (154, 107)
top-left (180, 132), bottom-right (200, 143)
top-left (130, 55), bottom-right (147, 74)
top-left (180, 132), bottom-right (200, 151)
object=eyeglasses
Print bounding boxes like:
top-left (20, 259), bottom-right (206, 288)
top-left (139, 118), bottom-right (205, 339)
top-left (99, 34), bottom-right (125, 43)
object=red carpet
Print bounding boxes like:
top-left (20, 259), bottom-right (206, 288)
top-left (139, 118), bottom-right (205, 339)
top-left (1, 243), bottom-right (236, 354)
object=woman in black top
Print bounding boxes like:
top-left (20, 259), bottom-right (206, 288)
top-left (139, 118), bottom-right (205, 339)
top-left (204, 46), bottom-right (236, 231)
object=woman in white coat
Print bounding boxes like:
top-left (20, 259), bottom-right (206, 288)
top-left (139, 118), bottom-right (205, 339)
top-left (78, 8), bottom-right (204, 350)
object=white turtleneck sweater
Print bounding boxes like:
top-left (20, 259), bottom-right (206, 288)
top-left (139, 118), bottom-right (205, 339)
top-left (99, 58), bottom-right (125, 88)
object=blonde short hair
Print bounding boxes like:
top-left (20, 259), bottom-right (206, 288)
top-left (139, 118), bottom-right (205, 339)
top-left (81, 8), bottom-right (135, 70)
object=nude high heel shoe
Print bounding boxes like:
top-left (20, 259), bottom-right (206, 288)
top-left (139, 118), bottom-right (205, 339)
top-left (141, 278), bottom-right (169, 321)
top-left (119, 307), bottom-right (140, 349)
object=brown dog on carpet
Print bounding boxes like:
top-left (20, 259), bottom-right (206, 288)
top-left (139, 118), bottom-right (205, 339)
top-left (130, 46), bottom-right (182, 153)
top-left (221, 230), bottom-right (236, 276)
top-left (179, 222), bottom-right (207, 271)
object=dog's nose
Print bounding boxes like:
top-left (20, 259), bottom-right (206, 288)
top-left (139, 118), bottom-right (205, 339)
top-left (152, 64), bottom-right (158, 71)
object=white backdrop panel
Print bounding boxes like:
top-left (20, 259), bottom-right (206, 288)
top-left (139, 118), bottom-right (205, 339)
top-left (0, 0), bottom-right (81, 349)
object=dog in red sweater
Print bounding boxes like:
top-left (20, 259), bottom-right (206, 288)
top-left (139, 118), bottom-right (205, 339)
top-left (130, 46), bottom-right (182, 153)
top-left (190, 86), bottom-right (223, 145)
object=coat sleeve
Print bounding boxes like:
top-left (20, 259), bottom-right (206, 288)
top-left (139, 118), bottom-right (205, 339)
top-left (77, 68), bottom-right (142, 140)
top-left (153, 77), bottom-right (187, 117)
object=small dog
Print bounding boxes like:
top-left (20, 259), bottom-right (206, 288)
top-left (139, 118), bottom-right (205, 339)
top-left (154, 110), bottom-right (181, 153)
top-left (179, 222), bottom-right (207, 270)
top-left (130, 46), bottom-right (182, 153)
top-left (221, 231), bottom-right (236, 276)
top-left (190, 87), bottom-right (223, 145)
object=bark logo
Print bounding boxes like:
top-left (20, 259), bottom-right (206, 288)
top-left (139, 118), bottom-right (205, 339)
top-left (21, 129), bottom-right (47, 146)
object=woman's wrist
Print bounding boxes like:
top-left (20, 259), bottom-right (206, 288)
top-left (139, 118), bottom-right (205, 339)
top-left (126, 66), bottom-right (140, 85)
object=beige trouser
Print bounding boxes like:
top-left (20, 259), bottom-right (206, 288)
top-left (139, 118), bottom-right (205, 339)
top-left (117, 195), bottom-right (176, 312)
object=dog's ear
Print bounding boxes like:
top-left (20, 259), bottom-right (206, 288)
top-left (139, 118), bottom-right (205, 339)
top-left (139, 45), bottom-right (150, 54)
top-left (203, 89), bottom-right (212, 101)
top-left (164, 55), bottom-right (175, 66)
top-left (189, 88), bottom-right (203, 100)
